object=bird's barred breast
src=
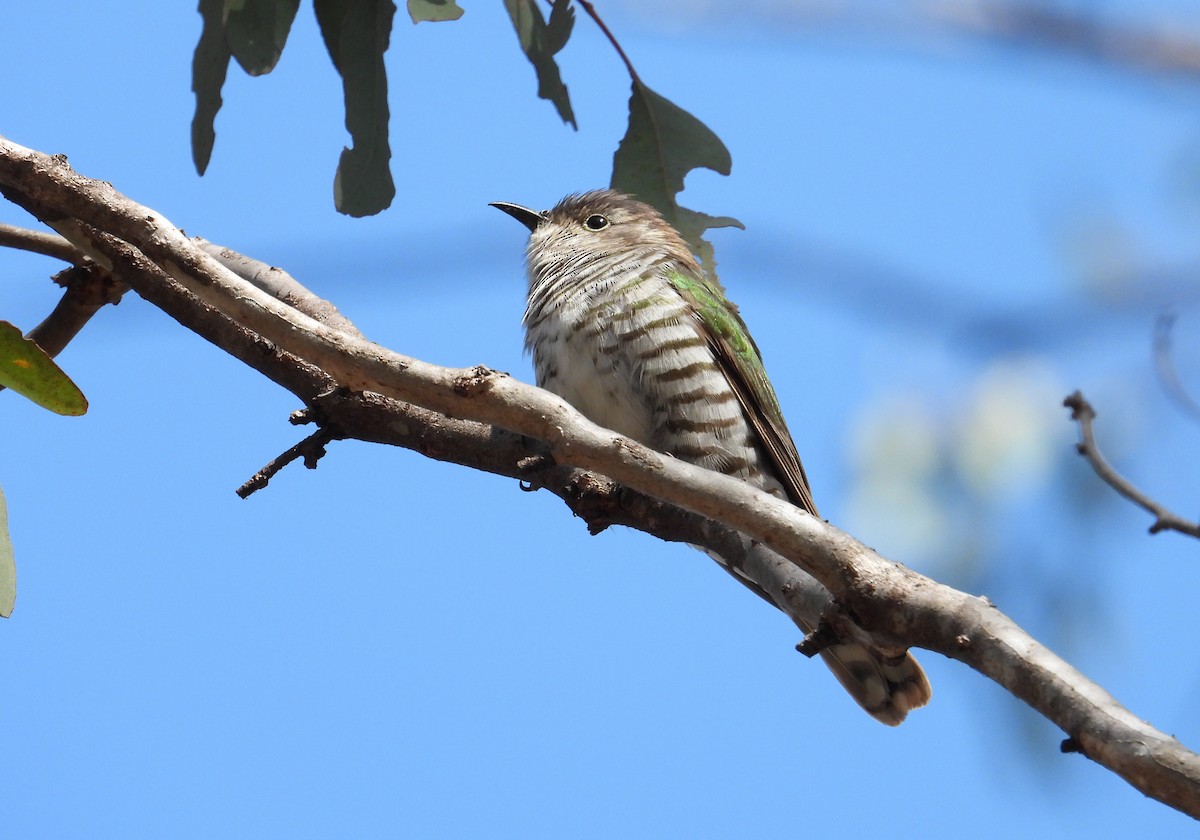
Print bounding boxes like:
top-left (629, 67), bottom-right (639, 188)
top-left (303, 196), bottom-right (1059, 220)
top-left (529, 271), bottom-right (779, 492)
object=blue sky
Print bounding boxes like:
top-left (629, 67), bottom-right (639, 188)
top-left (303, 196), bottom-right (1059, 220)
top-left (4, 2), bottom-right (1200, 837)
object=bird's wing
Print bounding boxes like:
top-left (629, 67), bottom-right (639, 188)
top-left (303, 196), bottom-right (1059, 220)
top-left (665, 269), bottom-right (818, 516)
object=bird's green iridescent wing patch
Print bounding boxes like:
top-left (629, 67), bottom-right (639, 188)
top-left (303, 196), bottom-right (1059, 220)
top-left (666, 269), bottom-right (818, 515)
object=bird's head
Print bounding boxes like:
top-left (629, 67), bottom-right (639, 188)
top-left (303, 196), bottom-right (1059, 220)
top-left (491, 190), bottom-right (697, 289)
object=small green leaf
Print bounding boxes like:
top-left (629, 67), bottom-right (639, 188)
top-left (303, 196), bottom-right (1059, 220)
top-left (611, 80), bottom-right (742, 273)
top-left (224, 0), bottom-right (301, 76)
top-left (192, 0), bottom-right (233, 175)
top-left (504, 0), bottom-right (576, 129)
top-left (407, 0), bottom-right (463, 23)
top-left (0, 322), bottom-right (87, 416)
top-left (315, 0), bottom-right (397, 216)
top-left (544, 0), bottom-right (573, 54)
top-left (0, 485), bottom-right (13, 618)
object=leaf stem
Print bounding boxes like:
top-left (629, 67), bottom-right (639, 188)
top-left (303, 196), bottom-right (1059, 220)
top-left (575, 0), bottom-right (640, 82)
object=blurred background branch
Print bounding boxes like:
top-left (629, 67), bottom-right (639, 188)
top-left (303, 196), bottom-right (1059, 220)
top-left (925, 0), bottom-right (1200, 79)
top-left (632, 0), bottom-right (1200, 81)
top-left (1065, 390), bottom-right (1200, 538)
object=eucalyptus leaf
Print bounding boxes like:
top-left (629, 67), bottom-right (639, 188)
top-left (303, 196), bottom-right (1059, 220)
top-left (504, 0), bottom-right (576, 129)
top-left (315, 0), bottom-right (397, 216)
top-left (408, 0), bottom-right (463, 23)
top-left (0, 321), bottom-right (87, 416)
top-left (611, 80), bottom-right (742, 273)
top-left (191, 0), bottom-right (233, 175)
top-left (224, 0), bottom-right (301, 76)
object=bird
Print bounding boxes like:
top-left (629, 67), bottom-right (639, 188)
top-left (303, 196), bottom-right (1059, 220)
top-left (492, 189), bottom-right (930, 725)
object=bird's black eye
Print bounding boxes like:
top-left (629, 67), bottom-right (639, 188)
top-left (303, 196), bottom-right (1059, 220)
top-left (584, 214), bottom-right (610, 231)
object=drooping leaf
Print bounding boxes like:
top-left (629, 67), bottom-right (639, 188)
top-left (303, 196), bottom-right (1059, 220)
top-left (224, 0), bottom-right (302, 76)
top-left (544, 0), bottom-right (573, 54)
top-left (504, 0), bottom-right (576, 129)
top-left (611, 80), bottom-right (743, 273)
top-left (314, 0), bottom-right (397, 216)
top-left (0, 321), bottom-right (87, 416)
top-left (407, 0), bottom-right (463, 23)
top-left (0, 485), bottom-right (13, 618)
top-left (192, 0), bottom-right (233, 175)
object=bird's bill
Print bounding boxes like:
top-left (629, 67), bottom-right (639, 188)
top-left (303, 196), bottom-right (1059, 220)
top-left (489, 201), bottom-right (544, 232)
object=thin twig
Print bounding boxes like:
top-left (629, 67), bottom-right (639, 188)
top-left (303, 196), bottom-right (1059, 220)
top-left (0, 222), bottom-right (83, 264)
top-left (1063, 390), bottom-right (1200, 538)
top-left (236, 427), bottom-right (339, 499)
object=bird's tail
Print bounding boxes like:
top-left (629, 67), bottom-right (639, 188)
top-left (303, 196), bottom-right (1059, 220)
top-left (707, 540), bottom-right (931, 725)
top-left (817, 642), bottom-right (931, 726)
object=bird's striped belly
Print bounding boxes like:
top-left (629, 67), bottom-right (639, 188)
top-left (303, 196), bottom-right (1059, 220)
top-left (530, 291), bottom-right (782, 497)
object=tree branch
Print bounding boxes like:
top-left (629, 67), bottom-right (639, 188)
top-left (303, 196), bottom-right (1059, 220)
top-left (2, 135), bottom-right (1200, 817)
top-left (26, 264), bottom-right (126, 357)
top-left (191, 238), bottom-right (365, 338)
top-left (0, 223), bottom-right (127, 392)
top-left (0, 221), bottom-right (365, 380)
top-left (1064, 390), bottom-right (1200, 538)
top-left (0, 221), bottom-right (84, 264)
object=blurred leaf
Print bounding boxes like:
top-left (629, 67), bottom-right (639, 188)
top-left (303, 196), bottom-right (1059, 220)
top-left (225, 0), bottom-right (301, 76)
top-left (611, 81), bottom-right (742, 273)
top-left (191, 0), bottom-right (233, 175)
top-left (0, 321), bottom-right (87, 416)
top-left (407, 0), bottom-right (463, 23)
top-left (0, 486), bottom-right (12, 618)
top-left (315, 0), bottom-right (397, 216)
top-left (504, 0), bottom-right (576, 129)
top-left (544, 0), bottom-right (573, 54)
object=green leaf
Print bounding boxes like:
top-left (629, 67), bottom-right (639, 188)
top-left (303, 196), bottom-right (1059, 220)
top-left (611, 80), bottom-right (743, 273)
top-left (544, 0), bottom-right (573, 54)
top-left (407, 0), bottom-right (463, 23)
top-left (224, 0), bottom-right (301, 76)
top-left (315, 0), bottom-right (397, 217)
top-left (191, 0), bottom-right (233, 175)
top-left (0, 321), bottom-right (87, 416)
top-left (0, 485), bottom-right (13, 619)
top-left (504, 0), bottom-right (576, 130)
